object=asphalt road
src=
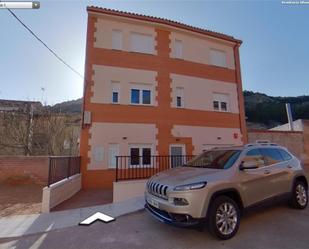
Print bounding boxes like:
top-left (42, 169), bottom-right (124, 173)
top-left (1, 202), bottom-right (309, 249)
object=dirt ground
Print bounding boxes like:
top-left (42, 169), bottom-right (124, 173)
top-left (0, 176), bottom-right (43, 217)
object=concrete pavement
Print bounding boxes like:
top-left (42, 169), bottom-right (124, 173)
top-left (0, 202), bottom-right (308, 249)
top-left (0, 196), bottom-right (144, 239)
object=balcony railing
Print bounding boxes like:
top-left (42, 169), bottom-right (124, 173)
top-left (48, 156), bottom-right (81, 186)
top-left (115, 155), bottom-right (195, 182)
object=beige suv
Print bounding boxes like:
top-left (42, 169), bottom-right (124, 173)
top-left (145, 142), bottom-right (308, 240)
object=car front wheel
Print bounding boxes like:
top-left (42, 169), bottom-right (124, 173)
top-left (208, 196), bottom-right (240, 240)
top-left (290, 180), bottom-right (308, 209)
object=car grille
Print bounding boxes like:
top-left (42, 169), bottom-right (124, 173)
top-left (147, 180), bottom-right (169, 200)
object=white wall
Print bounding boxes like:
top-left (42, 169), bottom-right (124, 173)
top-left (172, 125), bottom-right (242, 154)
top-left (88, 122), bottom-right (158, 170)
top-left (170, 73), bottom-right (239, 113)
top-left (41, 174), bottom-right (81, 213)
top-left (113, 179), bottom-right (147, 202)
top-left (91, 65), bottom-right (158, 106)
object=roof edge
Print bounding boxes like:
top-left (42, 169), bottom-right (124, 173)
top-left (87, 6), bottom-right (242, 44)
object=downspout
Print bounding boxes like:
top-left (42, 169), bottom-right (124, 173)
top-left (233, 42), bottom-right (248, 144)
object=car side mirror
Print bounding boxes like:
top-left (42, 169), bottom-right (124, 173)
top-left (239, 161), bottom-right (259, 171)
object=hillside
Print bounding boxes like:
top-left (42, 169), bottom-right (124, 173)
top-left (244, 91), bottom-right (309, 128)
top-left (50, 92), bottom-right (309, 128)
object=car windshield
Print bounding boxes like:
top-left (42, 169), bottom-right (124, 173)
top-left (184, 150), bottom-right (241, 169)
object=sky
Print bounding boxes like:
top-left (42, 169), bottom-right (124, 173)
top-left (0, 0), bottom-right (308, 105)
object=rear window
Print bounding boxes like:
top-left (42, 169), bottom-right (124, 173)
top-left (260, 148), bottom-right (283, 165)
top-left (278, 149), bottom-right (293, 161)
top-left (185, 150), bottom-right (241, 169)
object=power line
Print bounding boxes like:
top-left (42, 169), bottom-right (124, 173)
top-left (7, 8), bottom-right (84, 79)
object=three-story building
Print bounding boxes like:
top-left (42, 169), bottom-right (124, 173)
top-left (80, 6), bottom-right (247, 190)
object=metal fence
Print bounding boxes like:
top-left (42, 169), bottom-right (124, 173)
top-left (48, 156), bottom-right (81, 186)
top-left (116, 155), bottom-right (195, 182)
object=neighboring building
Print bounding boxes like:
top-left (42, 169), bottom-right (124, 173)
top-left (270, 119), bottom-right (304, 132)
top-left (80, 6), bottom-right (247, 189)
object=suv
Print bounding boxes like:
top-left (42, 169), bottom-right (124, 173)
top-left (145, 142), bottom-right (308, 240)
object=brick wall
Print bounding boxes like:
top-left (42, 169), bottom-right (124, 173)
top-left (0, 156), bottom-right (49, 184)
top-left (248, 130), bottom-right (305, 161)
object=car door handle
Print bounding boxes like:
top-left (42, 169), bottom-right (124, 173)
top-left (264, 169), bottom-right (271, 175)
top-left (287, 165), bottom-right (293, 169)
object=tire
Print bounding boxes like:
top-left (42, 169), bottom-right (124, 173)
top-left (289, 180), bottom-right (308, 209)
top-left (207, 196), bottom-right (240, 240)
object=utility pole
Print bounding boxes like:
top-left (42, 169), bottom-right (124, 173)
top-left (26, 103), bottom-right (34, 155)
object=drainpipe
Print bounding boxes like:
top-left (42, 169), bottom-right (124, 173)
top-left (233, 42), bottom-right (248, 144)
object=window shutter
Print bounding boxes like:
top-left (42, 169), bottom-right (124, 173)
top-left (112, 30), bottom-right (122, 50)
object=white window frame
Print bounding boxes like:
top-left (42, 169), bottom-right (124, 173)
top-left (111, 81), bottom-right (120, 104)
top-left (112, 30), bottom-right (122, 50)
top-left (175, 87), bottom-right (184, 108)
top-left (210, 49), bottom-right (227, 68)
top-left (130, 84), bottom-right (153, 106)
top-left (175, 39), bottom-right (183, 59)
top-left (129, 144), bottom-right (154, 168)
top-left (130, 32), bottom-right (154, 54)
top-left (108, 144), bottom-right (119, 169)
top-left (213, 93), bottom-right (230, 112)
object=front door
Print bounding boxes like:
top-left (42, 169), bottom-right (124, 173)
top-left (170, 144), bottom-right (185, 168)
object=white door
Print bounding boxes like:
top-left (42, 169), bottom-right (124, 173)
top-left (108, 144), bottom-right (119, 169)
top-left (170, 144), bottom-right (185, 168)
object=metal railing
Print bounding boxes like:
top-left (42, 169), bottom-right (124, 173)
top-left (48, 156), bottom-right (81, 186)
top-left (116, 155), bottom-right (195, 182)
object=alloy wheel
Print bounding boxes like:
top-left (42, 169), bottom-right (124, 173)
top-left (215, 202), bottom-right (238, 235)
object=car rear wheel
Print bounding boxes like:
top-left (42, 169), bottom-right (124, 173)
top-left (290, 180), bottom-right (308, 209)
top-left (208, 196), bottom-right (240, 240)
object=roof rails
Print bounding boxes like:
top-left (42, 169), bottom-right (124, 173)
top-left (245, 140), bottom-right (278, 147)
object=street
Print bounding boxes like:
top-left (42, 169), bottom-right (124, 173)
top-left (0, 202), bottom-right (308, 249)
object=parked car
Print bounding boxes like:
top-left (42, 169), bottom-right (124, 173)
top-left (145, 142), bottom-right (308, 240)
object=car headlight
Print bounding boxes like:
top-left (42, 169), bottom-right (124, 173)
top-left (174, 182), bottom-right (207, 191)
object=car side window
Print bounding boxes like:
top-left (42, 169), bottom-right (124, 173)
top-left (260, 148), bottom-right (283, 166)
top-left (243, 149), bottom-right (265, 168)
top-left (278, 149), bottom-right (293, 161)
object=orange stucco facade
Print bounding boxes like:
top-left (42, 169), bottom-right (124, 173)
top-left (80, 7), bottom-right (247, 189)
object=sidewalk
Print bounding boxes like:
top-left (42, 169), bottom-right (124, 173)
top-left (0, 196), bottom-right (145, 239)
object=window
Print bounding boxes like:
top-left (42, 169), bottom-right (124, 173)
top-left (221, 102), bottom-right (227, 111)
top-left (130, 32), bottom-right (154, 54)
top-left (112, 92), bottom-right (119, 103)
top-left (243, 149), bottom-right (265, 168)
top-left (142, 90), bottom-right (151, 104)
top-left (175, 39), bottom-right (183, 59)
top-left (213, 101), bottom-right (219, 111)
top-left (130, 145), bottom-right (152, 166)
top-left (112, 30), bottom-right (122, 50)
top-left (108, 144), bottom-right (119, 168)
top-left (131, 89), bottom-right (140, 104)
top-left (176, 87), bottom-right (184, 108)
top-left (260, 148), bottom-right (283, 165)
top-left (210, 49), bottom-right (227, 68)
top-left (111, 81), bottom-right (120, 104)
top-left (213, 93), bottom-right (229, 112)
top-left (131, 88), bottom-right (152, 105)
top-left (278, 149), bottom-right (293, 161)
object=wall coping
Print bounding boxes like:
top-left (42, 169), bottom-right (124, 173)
top-left (248, 129), bottom-right (303, 134)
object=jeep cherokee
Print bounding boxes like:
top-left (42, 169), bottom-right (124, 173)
top-left (145, 142), bottom-right (308, 240)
